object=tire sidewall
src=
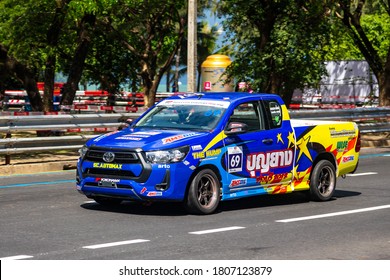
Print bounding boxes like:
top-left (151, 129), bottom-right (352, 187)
top-left (186, 169), bottom-right (221, 214)
top-left (310, 160), bottom-right (336, 201)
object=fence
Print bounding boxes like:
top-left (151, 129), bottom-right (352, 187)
top-left (0, 90), bottom-right (172, 113)
top-left (0, 107), bottom-right (389, 165)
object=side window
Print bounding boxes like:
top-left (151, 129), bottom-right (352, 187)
top-left (263, 100), bottom-right (282, 129)
top-left (228, 102), bottom-right (264, 131)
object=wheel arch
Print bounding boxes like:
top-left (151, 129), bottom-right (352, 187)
top-left (184, 164), bottom-right (223, 198)
top-left (310, 152), bottom-right (337, 179)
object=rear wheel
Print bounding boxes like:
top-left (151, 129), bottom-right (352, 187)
top-left (94, 197), bottom-right (123, 206)
top-left (185, 169), bottom-right (220, 214)
top-left (309, 160), bottom-right (336, 201)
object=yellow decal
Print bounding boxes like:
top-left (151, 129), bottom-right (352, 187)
top-left (93, 163), bottom-right (123, 169)
top-left (296, 135), bottom-right (312, 162)
top-left (203, 131), bottom-right (227, 153)
top-left (193, 149), bottom-right (221, 159)
top-left (277, 133), bottom-right (284, 144)
top-left (281, 105), bottom-right (290, 121)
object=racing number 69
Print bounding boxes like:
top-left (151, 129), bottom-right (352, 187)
top-left (230, 155), bottom-right (241, 168)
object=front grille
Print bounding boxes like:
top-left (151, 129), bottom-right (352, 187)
top-left (85, 149), bottom-right (139, 164)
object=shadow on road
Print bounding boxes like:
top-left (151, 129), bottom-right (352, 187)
top-left (80, 189), bottom-right (361, 216)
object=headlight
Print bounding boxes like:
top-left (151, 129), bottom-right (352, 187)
top-left (78, 145), bottom-right (89, 159)
top-left (145, 146), bottom-right (189, 164)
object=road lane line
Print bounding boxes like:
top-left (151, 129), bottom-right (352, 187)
top-left (0, 180), bottom-right (74, 189)
top-left (0, 255), bottom-right (33, 260)
top-left (276, 205), bottom-right (390, 223)
top-left (346, 172), bottom-right (378, 177)
top-left (83, 239), bottom-right (150, 249)
top-left (189, 226), bottom-right (245, 235)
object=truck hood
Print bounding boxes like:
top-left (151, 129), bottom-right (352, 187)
top-left (87, 128), bottom-right (209, 151)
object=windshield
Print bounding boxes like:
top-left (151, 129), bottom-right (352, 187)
top-left (135, 100), bottom-right (228, 131)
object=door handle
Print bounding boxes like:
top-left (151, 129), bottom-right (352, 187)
top-left (262, 138), bottom-right (273, 144)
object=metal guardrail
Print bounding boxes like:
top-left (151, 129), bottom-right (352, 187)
top-left (0, 113), bottom-right (139, 164)
top-left (289, 107), bottom-right (390, 133)
top-left (0, 108), bottom-right (389, 165)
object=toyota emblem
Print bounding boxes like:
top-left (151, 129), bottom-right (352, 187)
top-left (103, 152), bottom-right (115, 163)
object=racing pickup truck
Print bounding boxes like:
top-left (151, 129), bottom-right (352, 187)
top-left (76, 92), bottom-right (360, 214)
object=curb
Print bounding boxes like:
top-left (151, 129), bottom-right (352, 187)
top-left (0, 160), bottom-right (77, 176)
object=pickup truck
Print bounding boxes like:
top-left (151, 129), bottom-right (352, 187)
top-left (76, 92), bottom-right (360, 214)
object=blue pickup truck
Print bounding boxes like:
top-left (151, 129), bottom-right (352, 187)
top-left (76, 92), bottom-right (360, 214)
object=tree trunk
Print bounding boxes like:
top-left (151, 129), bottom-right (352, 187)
top-left (0, 44), bottom-right (43, 111)
top-left (379, 49), bottom-right (390, 106)
top-left (61, 14), bottom-right (96, 106)
top-left (43, 55), bottom-right (56, 112)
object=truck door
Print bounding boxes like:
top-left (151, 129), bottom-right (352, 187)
top-left (222, 98), bottom-right (294, 194)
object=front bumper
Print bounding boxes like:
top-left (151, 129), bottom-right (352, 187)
top-left (76, 147), bottom-right (192, 201)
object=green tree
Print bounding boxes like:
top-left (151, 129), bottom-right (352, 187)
top-left (101, 0), bottom-right (186, 108)
top-left (331, 0), bottom-right (390, 106)
top-left (216, 0), bottom-right (332, 106)
top-left (0, 0), bottom-right (97, 111)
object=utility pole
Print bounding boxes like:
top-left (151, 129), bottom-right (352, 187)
top-left (187, 0), bottom-right (197, 92)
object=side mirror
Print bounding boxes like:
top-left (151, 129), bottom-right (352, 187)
top-left (225, 122), bottom-right (248, 135)
top-left (125, 118), bottom-right (134, 126)
top-left (118, 118), bottom-right (133, 130)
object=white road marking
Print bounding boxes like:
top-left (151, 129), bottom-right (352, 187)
top-left (347, 172), bottom-right (378, 177)
top-left (189, 226), bottom-right (245, 235)
top-left (276, 205), bottom-right (390, 223)
top-left (0, 255), bottom-right (33, 260)
top-left (83, 239), bottom-right (150, 249)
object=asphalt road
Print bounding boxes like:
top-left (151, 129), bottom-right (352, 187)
top-left (0, 149), bottom-right (389, 260)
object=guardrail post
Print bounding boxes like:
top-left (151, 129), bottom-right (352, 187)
top-left (5, 132), bottom-right (11, 165)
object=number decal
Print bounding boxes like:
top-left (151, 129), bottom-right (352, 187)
top-left (227, 146), bottom-right (243, 173)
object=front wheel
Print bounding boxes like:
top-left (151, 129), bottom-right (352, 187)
top-left (309, 160), bottom-right (336, 201)
top-left (185, 169), bottom-right (221, 214)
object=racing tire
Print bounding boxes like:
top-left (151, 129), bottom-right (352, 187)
top-left (185, 169), bottom-right (221, 215)
top-left (94, 197), bottom-right (123, 206)
top-left (309, 160), bottom-right (336, 201)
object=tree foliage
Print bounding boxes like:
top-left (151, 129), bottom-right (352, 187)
top-left (216, 0), bottom-right (332, 105)
top-left (0, 0), bottom-right (188, 110)
top-left (329, 0), bottom-right (390, 106)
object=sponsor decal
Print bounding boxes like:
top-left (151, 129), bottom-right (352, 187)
top-left (227, 146), bottom-right (243, 173)
top-left (191, 145), bottom-right (203, 151)
top-left (342, 155), bottom-right (355, 163)
top-left (147, 191), bottom-right (163, 197)
top-left (93, 163), bottom-right (123, 169)
top-left (116, 132), bottom-right (160, 140)
top-left (162, 132), bottom-right (199, 144)
top-left (192, 149), bottom-right (221, 159)
top-left (337, 140), bottom-right (349, 151)
top-left (159, 99), bottom-right (230, 108)
top-left (93, 131), bottom-right (118, 142)
top-left (158, 164), bottom-right (171, 169)
top-left (115, 136), bottom-right (142, 141)
top-left (329, 128), bottom-right (356, 138)
top-left (133, 131), bottom-right (160, 136)
top-left (95, 178), bottom-right (120, 183)
top-left (256, 172), bottom-right (288, 184)
top-left (246, 149), bottom-right (293, 176)
top-left (229, 178), bottom-right (247, 188)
